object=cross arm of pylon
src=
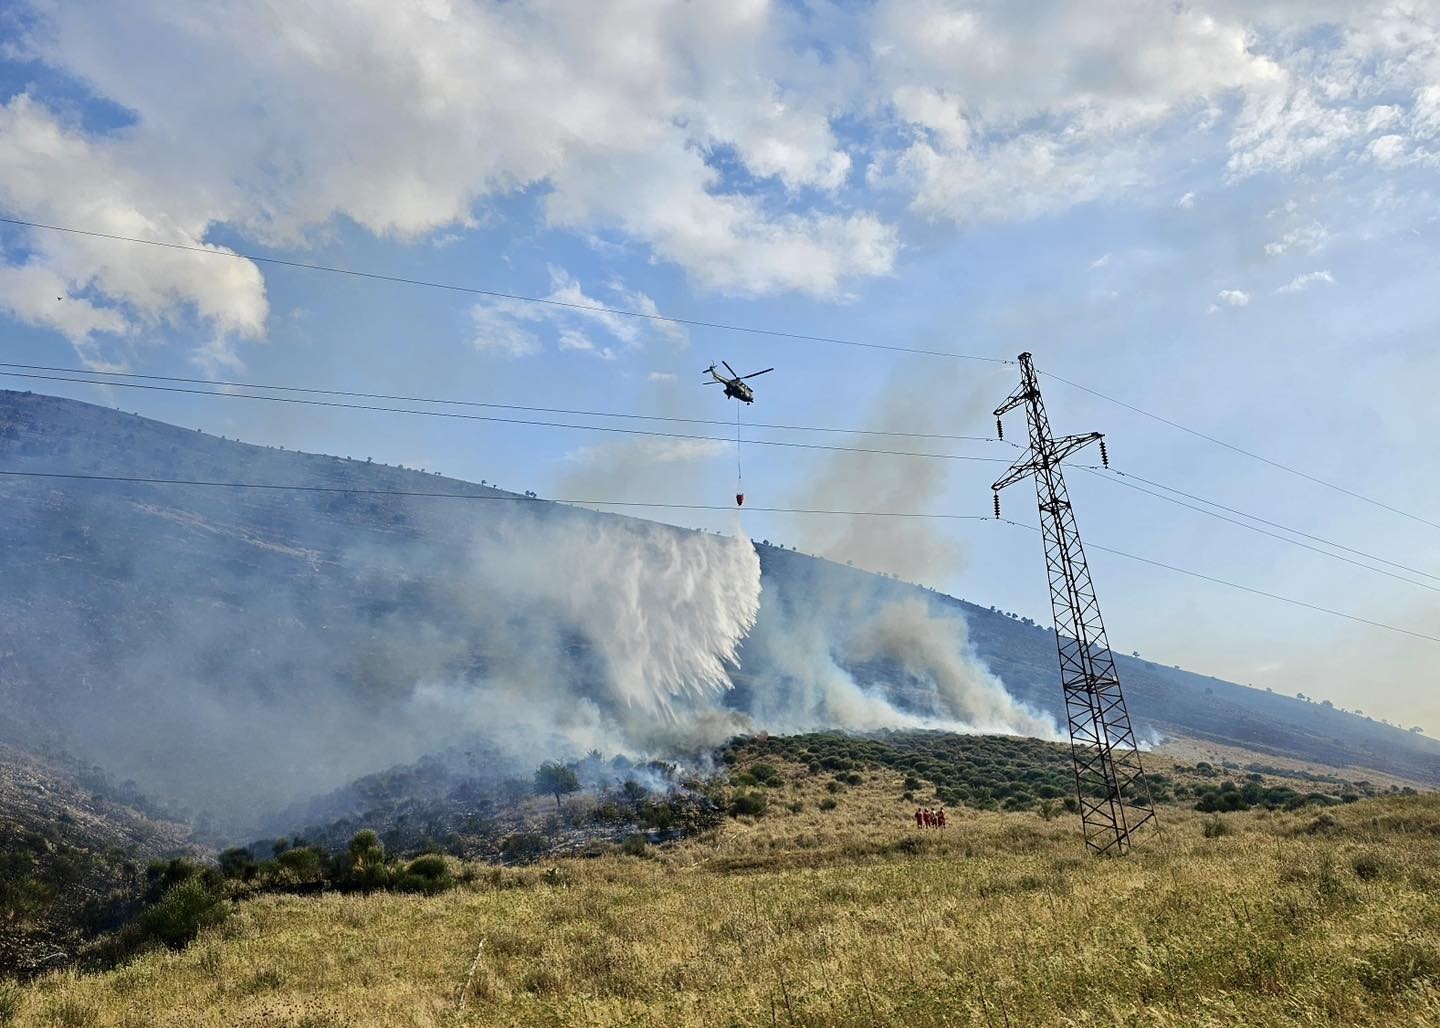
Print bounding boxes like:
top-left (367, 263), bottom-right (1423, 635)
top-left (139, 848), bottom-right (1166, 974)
top-left (991, 432), bottom-right (1104, 496)
top-left (994, 382), bottom-right (1031, 420)
top-left (1049, 432), bottom-right (1104, 466)
top-left (991, 448), bottom-right (1039, 493)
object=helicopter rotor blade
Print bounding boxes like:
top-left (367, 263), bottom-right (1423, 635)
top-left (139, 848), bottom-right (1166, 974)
top-left (740, 368), bottom-right (775, 379)
top-left (722, 360), bottom-right (739, 378)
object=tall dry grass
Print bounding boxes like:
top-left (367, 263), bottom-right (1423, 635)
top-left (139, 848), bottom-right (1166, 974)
top-left (9, 762), bottom-right (1440, 1027)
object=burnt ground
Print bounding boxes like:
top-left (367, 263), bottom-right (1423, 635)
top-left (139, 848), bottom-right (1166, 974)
top-left (0, 742), bottom-right (194, 978)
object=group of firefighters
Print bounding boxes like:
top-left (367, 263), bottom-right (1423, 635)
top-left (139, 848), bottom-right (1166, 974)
top-left (913, 806), bottom-right (947, 829)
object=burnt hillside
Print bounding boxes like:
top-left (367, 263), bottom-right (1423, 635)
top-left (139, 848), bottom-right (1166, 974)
top-left (1, 388), bottom-right (1436, 824)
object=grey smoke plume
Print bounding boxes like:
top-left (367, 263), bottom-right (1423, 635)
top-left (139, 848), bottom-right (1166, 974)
top-left (788, 366), bottom-right (998, 583)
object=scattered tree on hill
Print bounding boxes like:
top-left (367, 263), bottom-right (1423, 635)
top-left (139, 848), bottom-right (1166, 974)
top-left (534, 761), bottom-right (581, 811)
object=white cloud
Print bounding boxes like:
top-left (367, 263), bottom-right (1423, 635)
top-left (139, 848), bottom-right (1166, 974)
top-left (1216, 289), bottom-right (1251, 307)
top-left (1177, 191), bottom-right (1197, 209)
top-left (0, 262), bottom-right (126, 345)
top-left (468, 303), bottom-right (542, 358)
top-left (1, 0), bottom-right (890, 368)
top-left (466, 268), bottom-right (677, 360)
top-left (7, 0), bottom-right (1440, 361)
top-left (1088, 253), bottom-right (1112, 270)
top-left (0, 94), bottom-right (269, 363)
top-left (1276, 270), bottom-right (1335, 293)
top-left (647, 371), bottom-right (678, 383)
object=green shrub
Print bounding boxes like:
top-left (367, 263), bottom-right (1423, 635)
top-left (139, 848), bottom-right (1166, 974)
top-left (127, 876), bottom-right (229, 952)
top-left (217, 847), bottom-right (258, 882)
top-left (620, 834), bottom-right (649, 857)
top-left (396, 854), bottom-right (454, 894)
top-left (340, 831), bottom-right (391, 891)
top-left (750, 764), bottom-right (781, 786)
top-left (728, 792), bottom-right (768, 817)
top-left (818, 797), bottom-right (838, 811)
top-left (273, 847), bottom-right (326, 886)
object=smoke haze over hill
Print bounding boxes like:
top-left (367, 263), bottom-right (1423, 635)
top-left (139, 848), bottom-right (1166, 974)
top-left (0, 391), bottom-right (1071, 834)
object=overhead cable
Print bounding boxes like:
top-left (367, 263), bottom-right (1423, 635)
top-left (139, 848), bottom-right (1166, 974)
top-left (0, 361), bottom-right (1008, 444)
top-left (0, 372), bottom-right (1011, 465)
top-left (2, 466), bottom-right (1435, 645)
top-left (1044, 370), bottom-right (1440, 532)
top-left (0, 217), bottom-right (1009, 365)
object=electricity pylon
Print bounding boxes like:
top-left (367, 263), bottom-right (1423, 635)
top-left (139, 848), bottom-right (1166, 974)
top-left (992, 352), bottom-right (1155, 855)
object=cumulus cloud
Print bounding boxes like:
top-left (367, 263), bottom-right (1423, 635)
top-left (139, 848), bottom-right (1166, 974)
top-left (1, 0), bottom-right (891, 368)
top-left (1215, 289), bottom-right (1251, 308)
top-left (7, 0), bottom-right (1440, 363)
top-left (872, 1), bottom-right (1440, 224)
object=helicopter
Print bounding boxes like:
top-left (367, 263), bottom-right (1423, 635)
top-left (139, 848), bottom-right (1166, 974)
top-left (703, 360), bottom-right (774, 404)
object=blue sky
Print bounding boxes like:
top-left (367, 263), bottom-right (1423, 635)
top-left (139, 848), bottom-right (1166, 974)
top-left (3, 0), bottom-right (1440, 732)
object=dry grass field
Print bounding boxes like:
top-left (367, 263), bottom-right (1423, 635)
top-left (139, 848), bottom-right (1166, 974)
top-left (6, 753), bottom-right (1440, 1027)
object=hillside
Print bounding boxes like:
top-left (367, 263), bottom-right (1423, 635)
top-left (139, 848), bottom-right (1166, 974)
top-left (6, 739), bottom-right (1439, 1027)
top-left (1, 387), bottom-right (1438, 838)
top-left (0, 741), bottom-right (194, 978)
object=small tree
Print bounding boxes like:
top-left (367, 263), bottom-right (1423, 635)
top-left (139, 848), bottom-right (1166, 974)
top-left (534, 761), bottom-right (581, 811)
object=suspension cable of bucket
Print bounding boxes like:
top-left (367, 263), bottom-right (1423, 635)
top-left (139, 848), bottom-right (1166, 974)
top-left (701, 359), bottom-right (774, 507)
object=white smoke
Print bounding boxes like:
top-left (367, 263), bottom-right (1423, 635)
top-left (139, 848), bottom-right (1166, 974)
top-left (473, 512), bottom-right (761, 715)
top-left (735, 571), bottom-right (1060, 741)
top-left (401, 511), bottom-right (1057, 767)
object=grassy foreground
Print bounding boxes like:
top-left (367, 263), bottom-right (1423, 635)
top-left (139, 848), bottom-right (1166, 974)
top-left (8, 761), bottom-right (1440, 1027)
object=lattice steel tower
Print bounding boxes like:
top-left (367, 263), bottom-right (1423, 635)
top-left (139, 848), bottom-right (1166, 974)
top-left (992, 353), bottom-right (1155, 855)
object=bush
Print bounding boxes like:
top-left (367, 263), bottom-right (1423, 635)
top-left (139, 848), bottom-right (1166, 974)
top-left (818, 797), bottom-right (838, 811)
top-left (620, 834), bottom-right (649, 857)
top-left (750, 764), bottom-right (781, 786)
top-left (339, 831), bottom-right (391, 892)
top-left (1351, 850), bottom-right (1391, 881)
top-left (728, 792), bottom-right (768, 818)
top-left (1202, 816), bottom-right (1232, 838)
top-left (396, 854), bottom-right (454, 895)
top-left (0, 982), bottom-right (19, 1025)
top-left (217, 847), bottom-right (258, 882)
top-left (273, 847), bottom-right (326, 886)
top-left (126, 875), bottom-right (229, 953)
top-left (500, 833), bottom-right (548, 863)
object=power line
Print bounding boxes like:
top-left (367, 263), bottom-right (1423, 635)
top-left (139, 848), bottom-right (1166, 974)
top-left (1000, 520), bottom-right (1440, 645)
top-left (12, 367), bottom-right (1438, 601)
top-left (1043, 370), bottom-right (1440, 532)
top-left (1085, 466), bottom-right (1440, 585)
top-left (1078, 466), bottom-right (1440, 595)
top-left (9, 218), bottom-right (1432, 532)
top-left (0, 361), bottom-right (1009, 445)
top-left (0, 372), bottom-right (1011, 465)
top-left (2, 466), bottom-right (1435, 644)
top-left (0, 469), bottom-right (993, 518)
top-left (0, 216), bottom-right (1009, 365)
